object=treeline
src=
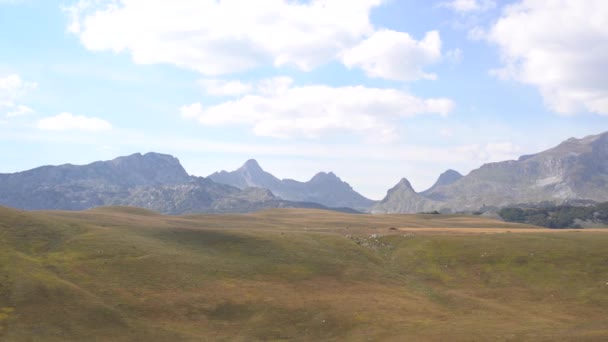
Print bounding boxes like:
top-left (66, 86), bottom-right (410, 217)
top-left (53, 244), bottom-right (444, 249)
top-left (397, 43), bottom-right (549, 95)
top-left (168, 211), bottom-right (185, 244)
top-left (499, 202), bottom-right (608, 228)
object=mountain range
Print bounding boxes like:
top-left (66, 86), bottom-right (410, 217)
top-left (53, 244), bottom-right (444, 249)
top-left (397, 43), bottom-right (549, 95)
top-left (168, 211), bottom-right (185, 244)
top-left (208, 159), bottom-right (375, 211)
top-left (1, 131), bottom-right (607, 214)
top-left (0, 153), bottom-right (354, 214)
top-left (373, 131), bottom-right (608, 213)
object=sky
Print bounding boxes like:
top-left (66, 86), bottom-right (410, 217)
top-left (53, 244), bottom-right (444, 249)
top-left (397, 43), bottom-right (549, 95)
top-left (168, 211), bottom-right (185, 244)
top-left (1, 0), bottom-right (607, 199)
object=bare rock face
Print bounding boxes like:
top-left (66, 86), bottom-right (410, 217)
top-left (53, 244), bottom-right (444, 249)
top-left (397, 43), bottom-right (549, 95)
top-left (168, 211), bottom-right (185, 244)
top-left (209, 160), bottom-right (376, 211)
top-left (373, 132), bottom-right (608, 213)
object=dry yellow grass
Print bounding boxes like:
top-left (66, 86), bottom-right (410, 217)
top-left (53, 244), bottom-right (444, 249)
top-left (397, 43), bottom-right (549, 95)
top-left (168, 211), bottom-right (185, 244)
top-left (1, 206), bottom-right (607, 341)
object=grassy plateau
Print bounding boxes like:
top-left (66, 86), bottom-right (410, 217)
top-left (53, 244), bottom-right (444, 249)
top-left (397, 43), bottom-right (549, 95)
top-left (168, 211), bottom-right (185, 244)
top-left (0, 206), bottom-right (607, 341)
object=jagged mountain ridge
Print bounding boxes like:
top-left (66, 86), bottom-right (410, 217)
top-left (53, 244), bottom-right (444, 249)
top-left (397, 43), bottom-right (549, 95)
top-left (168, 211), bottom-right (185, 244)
top-left (373, 132), bottom-right (608, 213)
top-left (208, 160), bottom-right (376, 210)
top-left (3, 131), bottom-right (607, 215)
top-left (0, 153), bottom-right (351, 214)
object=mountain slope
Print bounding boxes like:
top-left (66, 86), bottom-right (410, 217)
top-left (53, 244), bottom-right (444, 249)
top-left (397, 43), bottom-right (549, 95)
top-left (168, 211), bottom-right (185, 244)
top-left (433, 131), bottom-right (608, 210)
top-left (421, 169), bottom-right (463, 199)
top-left (209, 160), bottom-right (375, 210)
top-left (374, 131), bottom-right (608, 213)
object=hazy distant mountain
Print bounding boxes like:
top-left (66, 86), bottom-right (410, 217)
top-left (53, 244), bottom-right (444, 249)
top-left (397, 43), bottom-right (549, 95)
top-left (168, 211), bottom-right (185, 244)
top-left (421, 169), bottom-right (463, 199)
top-left (208, 159), bottom-right (283, 191)
top-left (0, 153), bottom-right (350, 214)
top-left (0, 152), bottom-right (189, 211)
top-left (373, 178), bottom-right (436, 214)
top-left (208, 160), bottom-right (375, 210)
top-left (4, 131), bottom-right (606, 215)
top-left (373, 132), bottom-right (608, 213)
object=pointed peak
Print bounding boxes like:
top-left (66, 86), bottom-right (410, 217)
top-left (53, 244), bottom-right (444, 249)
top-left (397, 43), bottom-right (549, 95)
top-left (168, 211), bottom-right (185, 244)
top-left (241, 159), bottom-right (262, 171)
top-left (395, 178), bottom-right (415, 191)
top-left (422, 169), bottom-right (463, 194)
top-left (441, 169), bottom-right (462, 178)
top-left (381, 177), bottom-right (417, 202)
top-left (435, 169), bottom-right (463, 185)
top-left (398, 177), bottom-right (412, 186)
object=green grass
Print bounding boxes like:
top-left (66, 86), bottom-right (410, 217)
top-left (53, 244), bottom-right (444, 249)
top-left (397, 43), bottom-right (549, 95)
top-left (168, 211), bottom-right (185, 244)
top-left (0, 206), bottom-right (607, 341)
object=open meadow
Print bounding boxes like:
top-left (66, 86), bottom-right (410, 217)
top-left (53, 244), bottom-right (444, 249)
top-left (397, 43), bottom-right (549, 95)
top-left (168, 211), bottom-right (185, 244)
top-left (1, 206), bottom-right (607, 341)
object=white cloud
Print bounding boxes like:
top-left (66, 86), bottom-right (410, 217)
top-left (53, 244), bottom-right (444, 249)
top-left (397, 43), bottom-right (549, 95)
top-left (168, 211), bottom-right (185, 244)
top-left (439, 127), bottom-right (454, 137)
top-left (198, 76), bottom-right (294, 98)
top-left (438, 0), bottom-right (496, 13)
top-left (66, 1), bottom-right (449, 81)
top-left (446, 48), bottom-right (463, 65)
top-left (342, 30), bottom-right (442, 81)
top-left (67, 0), bottom-right (383, 75)
top-left (38, 112), bottom-right (112, 131)
top-left (487, 0), bottom-right (608, 115)
top-left (181, 77), bottom-right (454, 142)
top-left (0, 74), bottom-right (36, 117)
top-left (434, 142), bottom-right (520, 166)
top-left (180, 103), bottom-right (203, 120)
top-left (467, 26), bottom-right (486, 40)
top-left (6, 105), bottom-right (34, 118)
top-left (0, 74), bottom-right (35, 99)
top-left (199, 79), bottom-right (253, 96)
top-left (480, 142), bottom-right (521, 162)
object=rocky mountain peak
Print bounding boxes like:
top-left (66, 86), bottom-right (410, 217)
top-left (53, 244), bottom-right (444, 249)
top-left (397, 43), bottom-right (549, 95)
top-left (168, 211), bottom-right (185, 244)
top-left (440, 169), bottom-right (463, 180)
top-left (107, 152), bottom-right (190, 185)
top-left (426, 169), bottom-right (463, 190)
top-left (375, 131), bottom-right (608, 214)
top-left (374, 177), bottom-right (438, 213)
top-left (241, 159), bottom-right (263, 172)
top-left (394, 178), bottom-right (415, 193)
top-left (420, 169), bottom-right (464, 199)
top-left (208, 160), bottom-right (375, 210)
top-left (310, 171), bottom-right (339, 183)
top-left (112, 152), bottom-right (183, 167)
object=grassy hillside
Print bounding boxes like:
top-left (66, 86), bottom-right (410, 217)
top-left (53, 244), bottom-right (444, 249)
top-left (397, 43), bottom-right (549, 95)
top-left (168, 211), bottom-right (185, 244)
top-left (1, 206), bottom-right (607, 341)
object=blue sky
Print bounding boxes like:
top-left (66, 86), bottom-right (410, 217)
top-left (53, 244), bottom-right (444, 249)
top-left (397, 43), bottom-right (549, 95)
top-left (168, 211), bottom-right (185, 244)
top-left (1, 0), bottom-right (607, 199)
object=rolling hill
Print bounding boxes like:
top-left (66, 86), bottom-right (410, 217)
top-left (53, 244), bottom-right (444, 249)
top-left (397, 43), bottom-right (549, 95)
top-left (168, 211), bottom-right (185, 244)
top-left (1, 206), bottom-right (607, 341)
